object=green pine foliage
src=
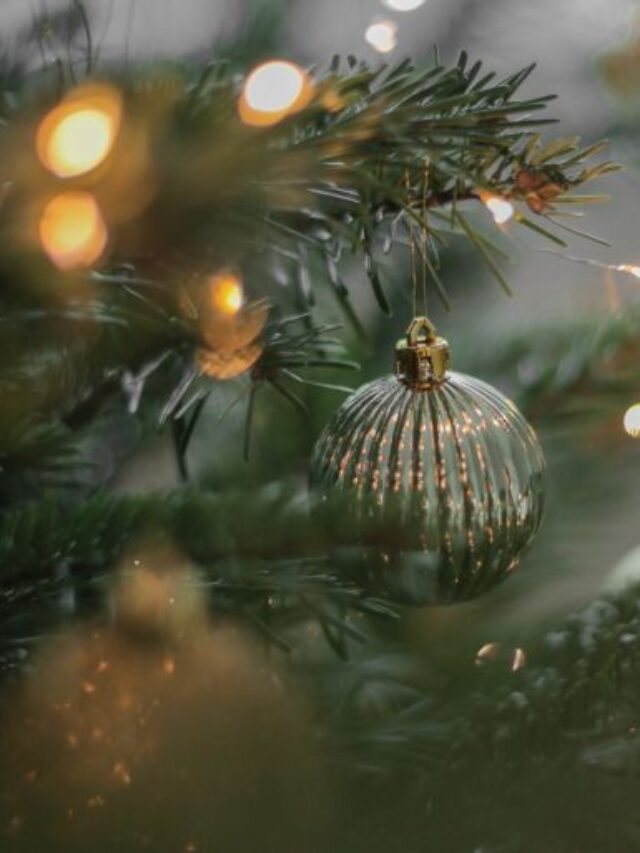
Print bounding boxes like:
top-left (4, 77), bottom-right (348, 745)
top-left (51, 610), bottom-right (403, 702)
top-left (1, 9), bottom-right (639, 850)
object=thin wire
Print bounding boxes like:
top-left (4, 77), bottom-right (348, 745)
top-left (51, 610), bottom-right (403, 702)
top-left (420, 159), bottom-right (429, 316)
top-left (405, 170), bottom-right (418, 317)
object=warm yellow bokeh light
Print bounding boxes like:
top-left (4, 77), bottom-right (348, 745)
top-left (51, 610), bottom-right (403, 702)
top-left (623, 403), bottom-right (640, 438)
top-left (383, 0), bottom-right (426, 9)
top-left (480, 192), bottom-right (515, 225)
top-left (37, 85), bottom-right (122, 178)
top-left (365, 20), bottom-right (398, 53)
top-left (44, 109), bottom-right (114, 177)
top-left (618, 263), bottom-right (640, 280)
top-left (239, 61), bottom-right (311, 127)
top-left (208, 271), bottom-right (244, 316)
top-left (245, 61), bottom-right (304, 112)
top-left (39, 191), bottom-right (108, 270)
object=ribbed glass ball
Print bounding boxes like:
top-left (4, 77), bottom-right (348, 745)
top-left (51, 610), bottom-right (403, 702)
top-left (310, 371), bottom-right (546, 604)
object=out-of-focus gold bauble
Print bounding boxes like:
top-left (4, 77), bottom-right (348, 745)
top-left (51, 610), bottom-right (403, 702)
top-left (0, 555), bottom-right (331, 852)
top-left (310, 317), bottom-right (546, 605)
top-left (181, 270), bottom-right (268, 381)
top-left (197, 342), bottom-right (263, 380)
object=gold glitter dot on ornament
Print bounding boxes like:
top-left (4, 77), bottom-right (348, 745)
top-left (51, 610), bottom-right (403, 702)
top-left (310, 316), bottom-right (546, 605)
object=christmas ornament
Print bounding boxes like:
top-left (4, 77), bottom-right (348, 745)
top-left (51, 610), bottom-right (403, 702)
top-left (311, 316), bottom-right (545, 604)
top-left (0, 549), bottom-right (331, 852)
top-left (181, 270), bottom-right (268, 380)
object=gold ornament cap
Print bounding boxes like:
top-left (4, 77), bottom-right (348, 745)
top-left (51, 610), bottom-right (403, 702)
top-left (395, 316), bottom-right (450, 389)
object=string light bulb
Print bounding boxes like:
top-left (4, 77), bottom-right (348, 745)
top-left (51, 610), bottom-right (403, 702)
top-left (382, 0), bottom-right (426, 9)
top-left (39, 191), bottom-right (107, 270)
top-left (365, 20), bottom-right (398, 53)
top-left (208, 270), bottom-right (244, 316)
top-left (36, 84), bottom-right (122, 178)
top-left (617, 263), bottom-right (640, 280)
top-left (623, 403), bottom-right (640, 438)
top-left (239, 61), bottom-right (311, 127)
top-left (479, 190), bottom-right (515, 225)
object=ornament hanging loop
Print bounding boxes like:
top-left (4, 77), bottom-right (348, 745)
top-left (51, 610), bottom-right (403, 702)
top-left (395, 316), bottom-right (450, 389)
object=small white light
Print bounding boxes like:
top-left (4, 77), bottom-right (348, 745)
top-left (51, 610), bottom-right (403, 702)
top-left (623, 403), bottom-right (640, 438)
top-left (382, 0), bottom-right (426, 10)
top-left (475, 642), bottom-right (498, 665)
top-left (511, 648), bottom-right (527, 672)
top-left (365, 20), bottom-right (398, 54)
top-left (482, 193), bottom-right (515, 225)
top-left (617, 264), bottom-right (640, 280)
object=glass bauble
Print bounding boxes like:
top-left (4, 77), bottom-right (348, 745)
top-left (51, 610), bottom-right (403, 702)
top-left (310, 317), bottom-right (545, 604)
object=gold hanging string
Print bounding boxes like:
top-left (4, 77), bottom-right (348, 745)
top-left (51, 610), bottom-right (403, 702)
top-left (420, 159), bottom-right (429, 316)
top-left (405, 169), bottom-right (418, 318)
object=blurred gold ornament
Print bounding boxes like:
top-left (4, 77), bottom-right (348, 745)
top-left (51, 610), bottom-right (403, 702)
top-left (239, 61), bottom-right (312, 127)
top-left (202, 298), bottom-right (268, 352)
top-left (311, 316), bottom-right (546, 605)
top-left (478, 190), bottom-right (515, 225)
top-left (197, 343), bottom-right (263, 380)
top-left (39, 191), bottom-right (107, 270)
top-left (36, 84), bottom-right (122, 178)
top-left (623, 403), bottom-right (640, 438)
top-left (182, 270), bottom-right (268, 381)
top-left (115, 538), bottom-right (209, 637)
top-left (0, 554), bottom-right (331, 851)
top-left (364, 20), bottom-right (398, 54)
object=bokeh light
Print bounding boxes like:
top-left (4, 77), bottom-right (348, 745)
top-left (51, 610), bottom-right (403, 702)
top-left (382, 0), bottom-right (426, 9)
top-left (511, 648), bottom-right (527, 672)
top-left (39, 191), bottom-right (108, 270)
top-left (480, 191), bottom-right (515, 225)
top-left (208, 270), bottom-right (244, 316)
top-left (475, 642), bottom-right (527, 672)
top-left (36, 84), bottom-right (122, 178)
top-left (365, 20), bottom-right (398, 53)
top-left (239, 61), bottom-right (311, 127)
top-left (623, 403), bottom-right (640, 438)
top-left (617, 263), bottom-right (640, 280)
top-left (475, 642), bottom-right (499, 665)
